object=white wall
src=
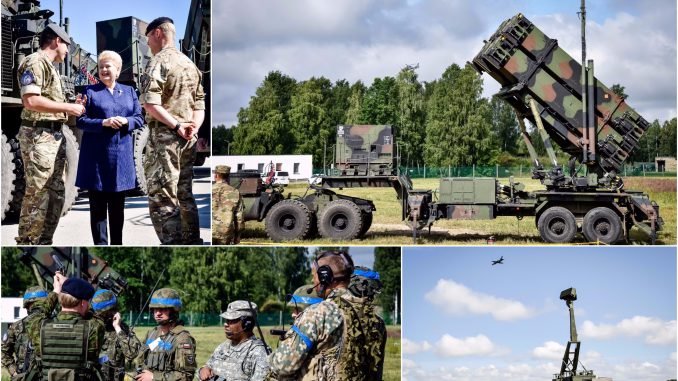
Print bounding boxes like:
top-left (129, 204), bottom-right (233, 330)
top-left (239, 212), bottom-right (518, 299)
top-left (212, 155), bottom-right (314, 181)
top-left (1, 298), bottom-right (25, 323)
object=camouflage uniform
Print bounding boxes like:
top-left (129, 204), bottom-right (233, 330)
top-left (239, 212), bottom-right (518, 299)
top-left (135, 288), bottom-right (197, 381)
top-left (203, 337), bottom-right (269, 381)
top-left (91, 290), bottom-right (142, 381)
top-left (140, 45), bottom-right (205, 245)
top-left (25, 291), bottom-right (106, 381)
top-left (212, 165), bottom-right (243, 245)
top-left (15, 50), bottom-right (69, 245)
top-left (269, 288), bottom-right (346, 381)
top-left (1, 287), bottom-right (49, 380)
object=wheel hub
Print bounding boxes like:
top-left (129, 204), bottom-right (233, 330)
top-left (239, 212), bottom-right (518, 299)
top-left (550, 219), bottom-right (566, 235)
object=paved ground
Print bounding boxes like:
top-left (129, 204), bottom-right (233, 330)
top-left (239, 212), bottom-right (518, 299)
top-left (1, 164), bottom-right (212, 246)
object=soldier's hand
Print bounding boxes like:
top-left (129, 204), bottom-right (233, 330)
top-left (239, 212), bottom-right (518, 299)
top-left (177, 122), bottom-right (196, 140)
top-left (112, 312), bottom-right (122, 332)
top-left (198, 366), bottom-right (214, 380)
top-left (53, 273), bottom-right (66, 293)
top-left (134, 370), bottom-right (153, 381)
top-left (67, 103), bottom-right (86, 116)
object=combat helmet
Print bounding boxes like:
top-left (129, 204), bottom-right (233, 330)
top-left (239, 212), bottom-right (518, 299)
top-left (287, 284), bottom-right (322, 311)
top-left (91, 289), bottom-right (118, 314)
top-left (348, 266), bottom-right (382, 299)
top-left (149, 288), bottom-right (182, 311)
top-left (23, 286), bottom-right (48, 308)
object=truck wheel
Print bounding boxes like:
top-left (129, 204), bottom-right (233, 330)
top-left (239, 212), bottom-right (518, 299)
top-left (582, 207), bottom-right (622, 244)
top-left (61, 126), bottom-right (79, 217)
top-left (358, 211), bottom-right (373, 238)
top-left (265, 199), bottom-right (312, 241)
top-left (1, 134), bottom-right (17, 220)
top-left (318, 199), bottom-right (363, 240)
top-left (132, 126), bottom-right (149, 194)
top-left (537, 206), bottom-right (577, 243)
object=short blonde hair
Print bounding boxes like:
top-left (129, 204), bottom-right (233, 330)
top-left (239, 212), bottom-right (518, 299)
top-left (98, 50), bottom-right (123, 71)
top-left (58, 293), bottom-right (81, 308)
top-left (158, 22), bottom-right (176, 43)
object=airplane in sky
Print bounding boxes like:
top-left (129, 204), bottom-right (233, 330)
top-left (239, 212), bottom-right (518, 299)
top-left (491, 256), bottom-right (504, 265)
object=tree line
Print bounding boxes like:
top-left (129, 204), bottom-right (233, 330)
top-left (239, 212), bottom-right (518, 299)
top-left (1, 247), bottom-right (401, 322)
top-left (213, 65), bottom-right (677, 168)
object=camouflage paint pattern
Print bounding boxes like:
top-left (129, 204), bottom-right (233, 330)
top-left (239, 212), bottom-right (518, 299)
top-left (15, 126), bottom-right (66, 245)
top-left (471, 13), bottom-right (649, 176)
top-left (134, 325), bottom-right (196, 381)
top-left (203, 337), bottom-right (269, 381)
top-left (333, 125), bottom-right (396, 176)
top-left (269, 289), bottom-right (344, 381)
top-left (144, 126), bottom-right (200, 244)
top-left (97, 319), bottom-right (142, 381)
top-left (212, 182), bottom-right (244, 245)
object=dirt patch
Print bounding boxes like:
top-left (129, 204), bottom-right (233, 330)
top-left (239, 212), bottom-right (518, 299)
top-left (369, 223), bottom-right (484, 236)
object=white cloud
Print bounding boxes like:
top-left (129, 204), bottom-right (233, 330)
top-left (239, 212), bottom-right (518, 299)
top-left (402, 338), bottom-right (432, 354)
top-left (532, 341), bottom-right (565, 360)
top-left (435, 334), bottom-right (495, 357)
top-left (424, 279), bottom-right (534, 321)
top-left (581, 316), bottom-right (677, 345)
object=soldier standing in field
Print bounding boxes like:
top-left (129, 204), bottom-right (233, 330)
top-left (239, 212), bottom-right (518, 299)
top-left (134, 288), bottom-right (197, 381)
top-left (25, 275), bottom-right (105, 381)
top-left (198, 300), bottom-right (269, 381)
top-left (139, 16), bottom-right (206, 245)
top-left (1, 286), bottom-right (49, 381)
top-left (15, 23), bottom-right (86, 245)
top-left (269, 250), bottom-right (357, 381)
top-left (91, 289), bottom-right (142, 381)
top-left (346, 266), bottom-right (388, 381)
top-left (212, 165), bottom-right (244, 245)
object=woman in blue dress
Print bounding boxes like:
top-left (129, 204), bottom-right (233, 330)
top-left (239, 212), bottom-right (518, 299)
top-left (76, 50), bottom-right (144, 245)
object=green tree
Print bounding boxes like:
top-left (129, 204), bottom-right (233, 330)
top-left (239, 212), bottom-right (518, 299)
top-left (490, 96), bottom-right (520, 155)
top-left (211, 125), bottom-right (234, 155)
top-left (288, 78), bottom-right (334, 167)
top-left (232, 71), bottom-right (297, 155)
top-left (1, 248), bottom-right (35, 297)
top-left (328, 79), bottom-right (351, 126)
top-left (361, 77), bottom-right (398, 125)
top-left (424, 64), bottom-right (493, 166)
top-left (396, 65), bottom-right (426, 167)
top-left (344, 81), bottom-right (366, 124)
top-left (373, 247), bottom-right (401, 324)
top-left (659, 118), bottom-right (677, 158)
top-left (610, 83), bottom-right (628, 99)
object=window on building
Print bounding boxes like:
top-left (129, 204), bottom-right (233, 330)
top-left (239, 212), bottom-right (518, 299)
top-left (293, 163), bottom-right (300, 174)
top-left (14, 306), bottom-right (20, 319)
top-left (237, 163), bottom-right (244, 172)
top-left (276, 163), bottom-right (283, 171)
top-left (258, 163), bottom-right (264, 173)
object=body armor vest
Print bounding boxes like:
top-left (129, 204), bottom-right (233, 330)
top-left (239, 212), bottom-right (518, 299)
top-left (143, 327), bottom-right (185, 372)
top-left (39, 317), bottom-right (98, 381)
top-left (100, 329), bottom-right (123, 381)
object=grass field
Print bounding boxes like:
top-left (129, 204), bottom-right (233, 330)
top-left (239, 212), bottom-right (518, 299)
top-left (239, 177), bottom-right (676, 245)
top-left (1, 325), bottom-right (401, 381)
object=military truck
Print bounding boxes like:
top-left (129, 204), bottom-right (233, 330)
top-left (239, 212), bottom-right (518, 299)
top-left (1, 0), bottom-right (97, 221)
top-left (231, 12), bottom-right (661, 244)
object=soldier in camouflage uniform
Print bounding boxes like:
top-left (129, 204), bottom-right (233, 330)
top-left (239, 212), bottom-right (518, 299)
top-left (25, 275), bottom-right (105, 381)
top-left (91, 289), bottom-right (142, 381)
top-left (286, 285), bottom-right (322, 320)
top-left (134, 288), bottom-right (196, 381)
top-left (139, 17), bottom-right (206, 245)
top-left (212, 165), bottom-right (244, 245)
top-left (1, 287), bottom-right (49, 381)
top-left (198, 301), bottom-right (269, 381)
top-left (345, 266), bottom-right (387, 381)
top-left (269, 250), bottom-right (356, 381)
top-left (15, 23), bottom-right (86, 245)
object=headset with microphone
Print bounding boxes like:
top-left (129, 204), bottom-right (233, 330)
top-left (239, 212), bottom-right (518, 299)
top-left (311, 250), bottom-right (355, 297)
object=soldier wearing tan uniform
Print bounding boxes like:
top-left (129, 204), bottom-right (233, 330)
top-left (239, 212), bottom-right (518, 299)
top-left (139, 17), bottom-right (206, 244)
top-left (15, 23), bottom-right (86, 244)
top-left (212, 165), bottom-right (244, 245)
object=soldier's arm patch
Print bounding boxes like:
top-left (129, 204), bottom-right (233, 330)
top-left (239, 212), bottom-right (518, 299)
top-left (2, 332), bottom-right (7, 342)
top-left (181, 343), bottom-right (192, 349)
top-left (20, 70), bottom-right (35, 86)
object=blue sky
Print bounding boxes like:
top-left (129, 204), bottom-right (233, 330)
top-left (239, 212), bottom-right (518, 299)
top-left (402, 246), bottom-right (676, 381)
top-left (39, 0), bottom-right (192, 56)
top-left (213, 0), bottom-right (676, 127)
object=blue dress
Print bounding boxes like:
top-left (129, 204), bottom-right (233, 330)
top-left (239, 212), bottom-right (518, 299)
top-left (76, 82), bottom-right (144, 192)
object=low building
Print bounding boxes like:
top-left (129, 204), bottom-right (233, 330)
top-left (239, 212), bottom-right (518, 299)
top-left (211, 155), bottom-right (313, 181)
top-left (1, 297), bottom-right (25, 336)
top-left (655, 157), bottom-right (676, 172)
